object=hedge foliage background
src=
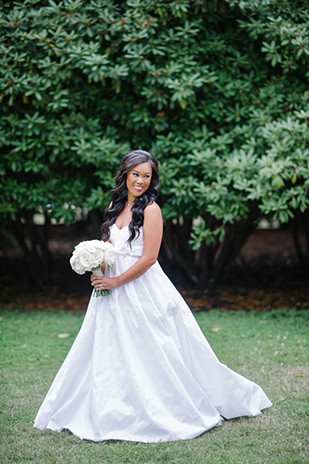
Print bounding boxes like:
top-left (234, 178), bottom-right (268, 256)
top-left (0, 0), bottom-right (308, 285)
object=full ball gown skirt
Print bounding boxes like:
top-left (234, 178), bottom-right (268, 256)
top-left (34, 224), bottom-right (272, 442)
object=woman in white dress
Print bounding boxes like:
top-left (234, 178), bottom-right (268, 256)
top-left (34, 150), bottom-right (271, 443)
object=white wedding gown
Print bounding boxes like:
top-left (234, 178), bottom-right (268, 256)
top-left (34, 224), bottom-right (272, 442)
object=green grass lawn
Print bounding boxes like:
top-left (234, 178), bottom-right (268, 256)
top-left (0, 308), bottom-right (308, 464)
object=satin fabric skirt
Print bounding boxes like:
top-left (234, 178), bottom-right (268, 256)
top-left (34, 225), bottom-right (271, 442)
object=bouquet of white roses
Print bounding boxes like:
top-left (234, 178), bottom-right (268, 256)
top-left (70, 240), bottom-right (115, 297)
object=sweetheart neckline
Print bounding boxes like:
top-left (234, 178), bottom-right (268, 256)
top-left (113, 223), bottom-right (129, 231)
top-left (113, 223), bottom-right (143, 232)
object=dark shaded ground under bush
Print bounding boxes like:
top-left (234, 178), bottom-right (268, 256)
top-left (0, 224), bottom-right (308, 312)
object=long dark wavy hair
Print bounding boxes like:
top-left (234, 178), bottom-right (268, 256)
top-left (101, 150), bottom-right (160, 244)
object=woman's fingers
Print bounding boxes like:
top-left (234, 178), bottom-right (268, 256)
top-left (91, 275), bottom-right (114, 290)
top-left (92, 277), bottom-right (106, 290)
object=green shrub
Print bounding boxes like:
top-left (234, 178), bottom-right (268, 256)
top-left (0, 0), bottom-right (308, 285)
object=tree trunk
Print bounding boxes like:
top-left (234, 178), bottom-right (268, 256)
top-left (208, 205), bottom-right (260, 286)
top-left (162, 205), bottom-right (260, 289)
top-left (162, 218), bottom-right (199, 285)
top-left (292, 209), bottom-right (309, 270)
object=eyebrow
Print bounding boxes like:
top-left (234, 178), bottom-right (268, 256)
top-left (132, 170), bottom-right (152, 175)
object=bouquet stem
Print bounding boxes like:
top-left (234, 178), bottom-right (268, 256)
top-left (92, 266), bottom-right (110, 297)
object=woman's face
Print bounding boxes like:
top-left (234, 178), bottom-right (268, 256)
top-left (126, 162), bottom-right (152, 202)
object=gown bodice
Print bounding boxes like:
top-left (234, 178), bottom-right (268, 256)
top-left (109, 223), bottom-right (144, 258)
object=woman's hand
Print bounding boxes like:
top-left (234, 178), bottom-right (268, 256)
top-left (91, 274), bottom-right (119, 292)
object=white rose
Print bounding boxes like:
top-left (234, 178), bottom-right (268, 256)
top-left (79, 249), bottom-right (95, 271)
top-left (85, 240), bottom-right (100, 253)
top-left (92, 249), bottom-right (105, 267)
top-left (70, 254), bottom-right (85, 275)
top-left (74, 241), bottom-right (87, 252)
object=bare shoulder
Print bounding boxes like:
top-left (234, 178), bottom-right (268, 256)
top-left (143, 202), bottom-right (163, 246)
top-left (144, 202), bottom-right (162, 221)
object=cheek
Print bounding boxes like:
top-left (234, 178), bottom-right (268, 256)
top-left (126, 174), bottom-right (132, 186)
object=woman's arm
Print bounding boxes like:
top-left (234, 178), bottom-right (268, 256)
top-left (91, 202), bottom-right (163, 291)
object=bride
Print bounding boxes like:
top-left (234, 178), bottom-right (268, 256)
top-left (34, 149), bottom-right (271, 443)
